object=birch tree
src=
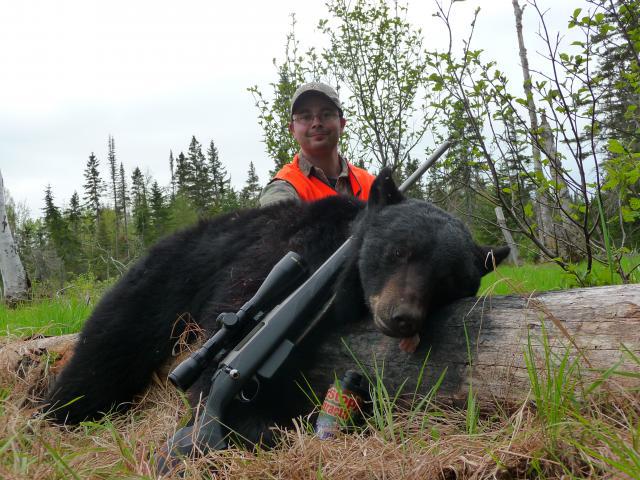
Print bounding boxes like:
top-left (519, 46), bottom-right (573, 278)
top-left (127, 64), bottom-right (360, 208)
top-left (0, 170), bottom-right (30, 303)
top-left (512, 0), bottom-right (553, 250)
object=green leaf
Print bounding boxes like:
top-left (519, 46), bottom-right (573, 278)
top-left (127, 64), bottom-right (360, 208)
top-left (524, 203), bottom-right (534, 218)
top-left (621, 206), bottom-right (638, 222)
top-left (607, 139), bottom-right (626, 154)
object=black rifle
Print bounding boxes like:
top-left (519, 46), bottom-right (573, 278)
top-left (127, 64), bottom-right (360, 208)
top-left (160, 140), bottom-right (454, 467)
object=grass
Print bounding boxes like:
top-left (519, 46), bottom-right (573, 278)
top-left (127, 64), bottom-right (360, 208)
top-left (480, 254), bottom-right (640, 296)
top-left (0, 274), bottom-right (111, 337)
top-left (0, 261), bottom-right (638, 478)
top-left (0, 297), bottom-right (93, 337)
top-left (0, 335), bottom-right (637, 479)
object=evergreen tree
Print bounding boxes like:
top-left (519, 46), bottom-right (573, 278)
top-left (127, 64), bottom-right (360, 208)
top-left (240, 162), bottom-right (261, 207)
top-left (174, 152), bottom-right (190, 196)
top-left (65, 191), bottom-right (82, 232)
top-left (207, 140), bottom-right (229, 203)
top-left (118, 162), bottom-right (130, 257)
top-left (63, 190), bottom-right (84, 273)
top-left (217, 186), bottom-right (241, 213)
top-left (130, 167), bottom-right (149, 244)
top-left (169, 150), bottom-right (176, 200)
top-left (594, 1), bottom-right (640, 150)
top-left (149, 181), bottom-right (169, 242)
top-left (43, 184), bottom-right (63, 238)
top-left (42, 184), bottom-right (75, 275)
top-left (82, 152), bottom-right (104, 228)
top-left (95, 208), bottom-right (114, 279)
top-left (187, 136), bottom-right (212, 214)
top-left (107, 135), bottom-right (120, 257)
top-left (590, 1), bottom-right (640, 247)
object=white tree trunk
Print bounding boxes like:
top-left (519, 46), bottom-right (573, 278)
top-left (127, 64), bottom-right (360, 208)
top-left (540, 112), bottom-right (585, 260)
top-left (512, 0), bottom-right (553, 252)
top-left (0, 170), bottom-right (30, 303)
top-left (494, 206), bottom-right (521, 265)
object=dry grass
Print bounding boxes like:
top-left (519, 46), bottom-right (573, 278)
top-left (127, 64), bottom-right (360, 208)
top-left (1, 359), bottom-right (638, 480)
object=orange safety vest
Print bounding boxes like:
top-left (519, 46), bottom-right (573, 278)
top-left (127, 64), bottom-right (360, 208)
top-left (274, 155), bottom-right (375, 202)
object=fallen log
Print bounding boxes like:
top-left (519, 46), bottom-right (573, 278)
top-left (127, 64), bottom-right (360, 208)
top-left (306, 284), bottom-right (640, 407)
top-left (1, 285), bottom-right (639, 407)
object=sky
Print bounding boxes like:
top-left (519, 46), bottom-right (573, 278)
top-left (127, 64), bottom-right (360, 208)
top-left (0, 0), bottom-right (582, 217)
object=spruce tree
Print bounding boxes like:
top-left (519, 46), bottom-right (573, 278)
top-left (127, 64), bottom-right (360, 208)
top-left (174, 152), bottom-right (190, 196)
top-left (107, 135), bottom-right (120, 257)
top-left (130, 167), bottom-right (149, 245)
top-left (149, 181), bottom-right (169, 242)
top-left (82, 152), bottom-right (104, 228)
top-left (169, 150), bottom-right (176, 200)
top-left (594, 1), bottom-right (640, 150)
top-left (187, 136), bottom-right (212, 214)
top-left (118, 162), bottom-right (130, 257)
top-left (43, 184), bottom-right (63, 238)
top-left (207, 140), bottom-right (229, 204)
top-left (42, 184), bottom-right (74, 273)
top-left (240, 162), bottom-right (261, 207)
top-left (66, 191), bottom-right (82, 231)
top-left (63, 190), bottom-right (84, 273)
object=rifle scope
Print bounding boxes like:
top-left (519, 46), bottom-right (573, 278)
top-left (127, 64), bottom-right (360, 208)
top-left (168, 251), bottom-right (309, 391)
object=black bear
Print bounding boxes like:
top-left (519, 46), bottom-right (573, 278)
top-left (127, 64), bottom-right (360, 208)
top-left (45, 169), bottom-right (508, 445)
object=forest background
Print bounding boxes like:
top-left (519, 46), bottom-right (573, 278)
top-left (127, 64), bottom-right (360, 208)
top-left (1, 0), bottom-right (639, 297)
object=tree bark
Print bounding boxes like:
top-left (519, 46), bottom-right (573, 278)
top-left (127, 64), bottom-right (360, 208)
top-left (3, 285), bottom-right (639, 407)
top-left (494, 206), bottom-right (521, 265)
top-left (0, 170), bottom-right (30, 304)
top-left (540, 112), bottom-right (585, 261)
top-left (307, 284), bottom-right (640, 407)
top-left (512, 0), bottom-right (554, 253)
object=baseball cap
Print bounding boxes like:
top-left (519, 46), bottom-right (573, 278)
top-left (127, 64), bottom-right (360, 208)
top-left (290, 82), bottom-right (343, 117)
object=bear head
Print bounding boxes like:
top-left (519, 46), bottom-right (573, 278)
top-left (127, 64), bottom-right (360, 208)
top-left (353, 167), bottom-right (510, 346)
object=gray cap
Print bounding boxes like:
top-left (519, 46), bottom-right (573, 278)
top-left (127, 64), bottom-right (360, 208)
top-left (290, 82), bottom-right (342, 117)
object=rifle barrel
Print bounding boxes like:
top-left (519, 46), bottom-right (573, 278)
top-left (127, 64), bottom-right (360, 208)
top-left (399, 140), bottom-right (454, 193)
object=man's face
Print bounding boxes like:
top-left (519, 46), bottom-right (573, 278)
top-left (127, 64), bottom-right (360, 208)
top-left (289, 94), bottom-right (346, 157)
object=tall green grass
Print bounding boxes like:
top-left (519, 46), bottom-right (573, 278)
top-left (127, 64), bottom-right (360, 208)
top-left (481, 254), bottom-right (640, 296)
top-left (0, 297), bottom-right (92, 337)
top-left (0, 274), bottom-right (111, 337)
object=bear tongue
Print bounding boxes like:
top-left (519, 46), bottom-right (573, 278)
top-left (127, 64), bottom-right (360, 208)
top-left (399, 333), bottom-right (420, 353)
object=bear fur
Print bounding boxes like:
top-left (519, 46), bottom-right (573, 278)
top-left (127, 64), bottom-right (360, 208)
top-left (44, 170), bottom-right (508, 445)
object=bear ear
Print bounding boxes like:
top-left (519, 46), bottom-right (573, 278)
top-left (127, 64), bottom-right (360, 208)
top-left (477, 245), bottom-right (511, 275)
top-left (368, 167), bottom-right (405, 209)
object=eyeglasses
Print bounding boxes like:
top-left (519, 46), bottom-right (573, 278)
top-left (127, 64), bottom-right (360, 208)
top-left (292, 111), bottom-right (340, 125)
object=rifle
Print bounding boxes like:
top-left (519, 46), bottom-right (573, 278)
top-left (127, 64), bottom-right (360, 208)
top-left (160, 141), bottom-right (454, 467)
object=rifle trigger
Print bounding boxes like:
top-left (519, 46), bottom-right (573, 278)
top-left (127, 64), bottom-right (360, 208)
top-left (239, 376), bottom-right (260, 403)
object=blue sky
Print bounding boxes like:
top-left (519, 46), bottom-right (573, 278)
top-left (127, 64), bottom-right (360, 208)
top-left (0, 0), bottom-right (580, 217)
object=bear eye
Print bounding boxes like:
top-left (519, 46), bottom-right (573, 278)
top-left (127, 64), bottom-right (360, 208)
top-left (394, 247), bottom-right (410, 259)
top-left (384, 246), bottom-right (410, 262)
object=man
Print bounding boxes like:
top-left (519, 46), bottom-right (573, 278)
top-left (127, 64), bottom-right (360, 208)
top-left (259, 82), bottom-right (375, 206)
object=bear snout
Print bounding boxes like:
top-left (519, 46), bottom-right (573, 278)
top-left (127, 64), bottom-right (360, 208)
top-left (370, 296), bottom-right (425, 338)
top-left (390, 310), bottom-right (422, 336)
top-left (368, 266), bottom-right (428, 338)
